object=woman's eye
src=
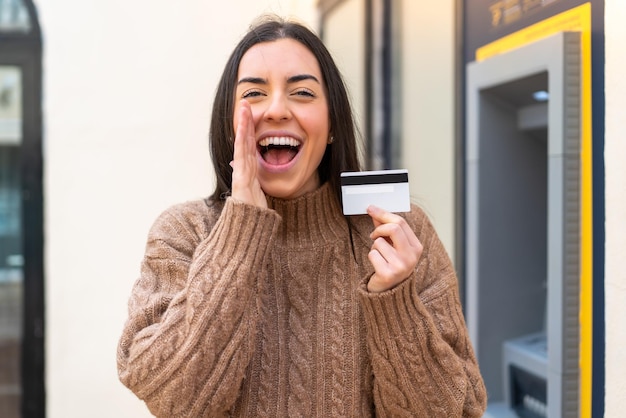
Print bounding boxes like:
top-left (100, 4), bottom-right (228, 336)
top-left (294, 88), bottom-right (315, 98)
top-left (242, 89), bottom-right (263, 99)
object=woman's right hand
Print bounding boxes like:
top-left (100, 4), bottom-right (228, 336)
top-left (231, 100), bottom-right (267, 208)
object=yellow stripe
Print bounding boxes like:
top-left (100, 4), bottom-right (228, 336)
top-left (475, 4), bottom-right (593, 417)
top-left (579, 5), bottom-right (594, 417)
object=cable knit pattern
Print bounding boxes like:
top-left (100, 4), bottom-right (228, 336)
top-left (117, 183), bottom-right (487, 417)
top-left (286, 250), bottom-right (315, 417)
top-left (328, 250), bottom-right (347, 418)
top-left (251, 265), bottom-right (275, 417)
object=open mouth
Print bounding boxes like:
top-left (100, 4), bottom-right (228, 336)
top-left (258, 136), bottom-right (301, 165)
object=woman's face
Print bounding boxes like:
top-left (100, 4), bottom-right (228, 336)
top-left (233, 38), bottom-right (330, 200)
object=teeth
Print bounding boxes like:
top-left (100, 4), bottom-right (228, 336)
top-left (258, 136), bottom-right (300, 147)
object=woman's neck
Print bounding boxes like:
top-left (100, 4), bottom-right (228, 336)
top-left (267, 182), bottom-right (349, 248)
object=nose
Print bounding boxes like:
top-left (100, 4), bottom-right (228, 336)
top-left (263, 93), bottom-right (291, 122)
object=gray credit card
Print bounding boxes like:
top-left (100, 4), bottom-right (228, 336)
top-left (340, 169), bottom-right (410, 215)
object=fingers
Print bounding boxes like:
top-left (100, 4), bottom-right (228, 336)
top-left (366, 205), bottom-right (423, 293)
top-left (367, 205), bottom-right (421, 250)
top-left (369, 235), bottom-right (418, 282)
top-left (233, 100), bottom-right (256, 173)
top-left (231, 100), bottom-right (267, 208)
top-left (232, 100), bottom-right (254, 188)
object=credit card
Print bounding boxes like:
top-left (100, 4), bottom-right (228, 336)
top-left (340, 169), bottom-right (410, 215)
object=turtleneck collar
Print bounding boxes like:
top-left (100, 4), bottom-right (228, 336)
top-left (266, 182), bottom-right (350, 248)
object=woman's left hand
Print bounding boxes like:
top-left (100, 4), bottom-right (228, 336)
top-left (366, 205), bottom-right (423, 293)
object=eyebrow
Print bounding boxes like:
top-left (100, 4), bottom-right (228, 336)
top-left (237, 74), bottom-right (320, 85)
top-left (288, 74), bottom-right (320, 84)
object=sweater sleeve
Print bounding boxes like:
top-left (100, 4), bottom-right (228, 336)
top-left (117, 198), bottom-right (280, 417)
top-left (358, 207), bottom-right (487, 418)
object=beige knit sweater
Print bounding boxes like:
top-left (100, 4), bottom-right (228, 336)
top-left (117, 183), bottom-right (486, 417)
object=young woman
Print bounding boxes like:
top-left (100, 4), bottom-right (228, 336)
top-left (117, 16), bottom-right (487, 417)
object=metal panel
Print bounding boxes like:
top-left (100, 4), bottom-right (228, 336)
top-left (465, 31), bottom-right (581, 417)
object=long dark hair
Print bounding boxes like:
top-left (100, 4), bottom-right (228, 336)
top-left (208, 15), bottom-right (362, 203)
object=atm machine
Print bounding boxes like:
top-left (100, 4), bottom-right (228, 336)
top-left (465, 32), bottom-right (581, 417)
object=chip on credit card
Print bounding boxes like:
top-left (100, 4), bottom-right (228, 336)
top-left (340, 169), bottom-right (410, 215)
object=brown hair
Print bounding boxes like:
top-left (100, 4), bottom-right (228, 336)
top-left (208, 15), bottom-right (362, 203)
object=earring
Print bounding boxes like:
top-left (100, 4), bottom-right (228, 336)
top-left (328, 135), bottom-right (334, 144)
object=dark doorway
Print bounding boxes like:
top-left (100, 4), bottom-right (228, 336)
top-left (0, 0), bottom-right (44, 416)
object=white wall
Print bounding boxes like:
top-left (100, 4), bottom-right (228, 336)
top-left (400, 0), bottom-right (456, 260)
top-left (322, 0), bottom-right (367, 162)
top-left (604, 0), bottom-right (626, 415)
top-left (34, 1), bottom-right (317, 417)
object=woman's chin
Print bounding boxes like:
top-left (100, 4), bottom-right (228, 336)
top-left (261, 178), bottom-right (320, 200)
top-left (261, 184), bottom-right (299, 200)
